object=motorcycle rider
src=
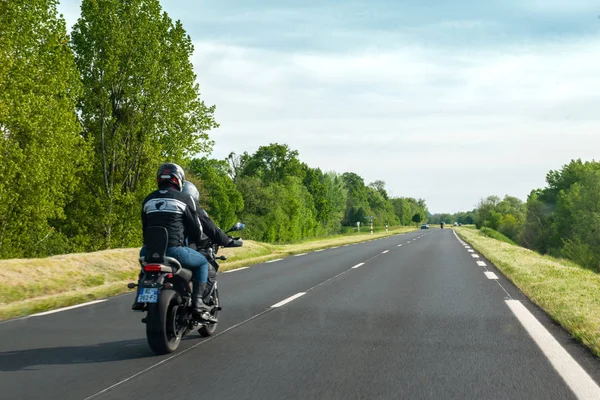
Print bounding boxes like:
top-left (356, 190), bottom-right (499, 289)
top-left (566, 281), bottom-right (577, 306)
top-left (181, 180), bottom-right (240, 300)
top-left (132, 163), bottom-right (211, 314)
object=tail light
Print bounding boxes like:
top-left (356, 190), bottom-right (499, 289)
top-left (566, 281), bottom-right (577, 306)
top-left (144, 264), bottom-right (162, 272)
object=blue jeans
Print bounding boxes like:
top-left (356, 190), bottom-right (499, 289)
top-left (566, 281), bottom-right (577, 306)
top-left (139, 246), bottom-right (208, 283)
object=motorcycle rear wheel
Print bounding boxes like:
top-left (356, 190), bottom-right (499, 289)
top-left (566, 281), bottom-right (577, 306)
top-left (146, 289), bottom-right (185, 355)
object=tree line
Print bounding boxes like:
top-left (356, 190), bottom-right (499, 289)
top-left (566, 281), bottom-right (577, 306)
top-left (0, 0), bottom-right (428, 259)
top-left (189, 144), bottom-right (429, 244)
top-left (455, 159), bottom-right (600, 271)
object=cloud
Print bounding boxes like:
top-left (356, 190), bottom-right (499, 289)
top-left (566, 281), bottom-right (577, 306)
top-left (194, 35), bottom-right (600, 212)
top-left (55, 0), bottom-right (600, 212)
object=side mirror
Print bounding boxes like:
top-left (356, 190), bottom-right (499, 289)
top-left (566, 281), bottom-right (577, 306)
top-left (226, 222), bottom-right (245, 233)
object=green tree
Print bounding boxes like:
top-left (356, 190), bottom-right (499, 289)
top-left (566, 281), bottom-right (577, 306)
top-left (412, 213), bottom-right (422, 225)
top-left (188, 158), bottom-right (244, 229)
top-left (0, 0), bottom-right (86, 258)
top-left (559, 170), bottom-right (600, 270)
top-left (322, 172), bottom-right (348, 234)
top-left (241, 143), bottom-right (304, 183)
top-left (67, 0), bottom-right (217, 249)
top-left (369, 180), bottom-right (389, 200)
top-left (303, 166), bottom-right (329, 225)
top-left (341, 172), bottom-right (370, 225)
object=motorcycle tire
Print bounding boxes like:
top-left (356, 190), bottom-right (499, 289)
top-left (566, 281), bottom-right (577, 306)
top-left (146, 289), bottom-right (184, 355)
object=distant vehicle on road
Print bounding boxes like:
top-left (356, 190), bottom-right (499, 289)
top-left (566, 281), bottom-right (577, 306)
top-left (420, 224), bottom-right (429, 229)
top-left (440, 222), bottom-right (445, 229)
top-left (454, 222), bottom-right (458, 226)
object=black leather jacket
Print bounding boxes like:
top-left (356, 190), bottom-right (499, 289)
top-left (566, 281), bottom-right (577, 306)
top-left (141, 187), bottom-right (202, 247)
top-left (189, 208), bottom-right (232, 250)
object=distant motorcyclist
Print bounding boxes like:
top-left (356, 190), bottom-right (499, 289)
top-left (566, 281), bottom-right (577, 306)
top-left (132, 163), bottom-right (211, 314)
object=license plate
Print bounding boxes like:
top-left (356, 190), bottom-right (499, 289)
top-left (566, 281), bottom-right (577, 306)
top-left (137, 288), bottom-right (159, 303)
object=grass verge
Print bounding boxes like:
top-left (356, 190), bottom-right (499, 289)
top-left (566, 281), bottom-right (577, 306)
top-left (455, 227), bottom-right (600, 358)
top-left (0, 226), bottom-right (416, 320)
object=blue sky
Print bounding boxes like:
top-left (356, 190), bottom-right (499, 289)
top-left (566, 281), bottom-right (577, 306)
top-left (57, 0), bottom-right (600, 213)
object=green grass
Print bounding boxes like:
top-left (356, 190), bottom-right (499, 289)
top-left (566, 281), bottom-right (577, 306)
top-left (0, 226), bottom-right (416, 320)
top-left (455, 227), bottom-right (600, 358)
top-left (477, 227), bottom-right (516, 245)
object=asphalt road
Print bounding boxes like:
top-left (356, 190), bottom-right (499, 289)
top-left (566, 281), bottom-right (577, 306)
top-left (2, 229), bottom-right (600, 399)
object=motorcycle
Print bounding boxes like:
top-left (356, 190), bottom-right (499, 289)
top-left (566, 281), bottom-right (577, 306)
top-left (129, 222), bottom-right (245, 355)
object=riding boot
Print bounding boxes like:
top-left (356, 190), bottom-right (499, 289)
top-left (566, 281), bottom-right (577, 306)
top-left (192, 281), bottom-right (211, 313)
top-left (203, 277), bottom-right (215, 303)
top-left (131, 271), bottom-right (145, 311)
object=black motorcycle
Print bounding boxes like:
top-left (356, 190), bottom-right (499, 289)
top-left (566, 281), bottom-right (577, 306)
top-left (129, 222), bottom-right (245, 355)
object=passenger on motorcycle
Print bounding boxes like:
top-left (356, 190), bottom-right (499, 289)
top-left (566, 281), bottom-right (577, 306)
top-left (132, 163), bottom-right (211, 314)
top-left (181, 180), bottom-right (239, 299)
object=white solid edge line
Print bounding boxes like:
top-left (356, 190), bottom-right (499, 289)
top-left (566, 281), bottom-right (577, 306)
top-left (294, 253), bottom-right (308, 257)
top-left (271, 292), bottom-right (306, 308)
top-left (31, 300), bottom-right (107, 317)
top-left (484, 271), bottom-right (499, 280)
top-left (222, 267), bottom-right (250, 273)
top-left (382, 250), bottom-right (390, 254)
top-left (477, 261), bottom-right (487, 267)
top-left (506, 300), bottom-right (600, 399)
top-left (352, 263), bottom-right (365, 269)
top-left (266, 259), bottom-right (283, 264)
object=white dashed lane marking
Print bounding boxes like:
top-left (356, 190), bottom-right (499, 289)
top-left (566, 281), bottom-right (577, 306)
top-left (31, 300), bottom-right (107, 317)
top-left (222, 267), bottom-right (250, 273)
top-left (271, 292), bottom-right (306, 308)
top-left (485, 272), bottom-right (499, 280)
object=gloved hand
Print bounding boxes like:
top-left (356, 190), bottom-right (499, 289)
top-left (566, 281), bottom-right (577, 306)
top-left (227, 237), bottom-right (243, 248)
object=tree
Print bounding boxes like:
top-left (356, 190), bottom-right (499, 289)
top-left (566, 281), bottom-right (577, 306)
top-left (341, 172), bottom-right (369, 225)
top-left (322, 172), bottom-right (348, 234)
top-left (67, 0), bottom-right (217, 249)
top-left (303, 166), bottom-right (329, 225)
top-left (412, 213), bottom-right (422, 225)
top-left (0, 0), bottom-right (86, 257)
top-left (241, 143), bottom-right (304, 183)
top-left (559, 170), bottom-right (600, 270)
top-left (188, 158), bottom-right (244, 229)
top-left (369, 180), bottom-right (389, 200)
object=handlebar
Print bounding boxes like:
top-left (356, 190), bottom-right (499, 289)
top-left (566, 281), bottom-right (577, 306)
top-left (227, 238), bottom-right (243, 248)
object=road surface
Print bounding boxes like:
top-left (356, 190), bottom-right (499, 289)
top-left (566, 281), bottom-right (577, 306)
top-left (2, 229), bottom-right (600, 399)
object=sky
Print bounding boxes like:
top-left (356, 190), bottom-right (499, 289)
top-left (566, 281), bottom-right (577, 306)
top-left (57, 0), bottom-right (600, 213)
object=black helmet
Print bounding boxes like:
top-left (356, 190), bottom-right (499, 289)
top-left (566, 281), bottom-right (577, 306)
top-left (156, 163), bottom-right (185, 191)
top-left (182, 180), bottom-right (200, 206)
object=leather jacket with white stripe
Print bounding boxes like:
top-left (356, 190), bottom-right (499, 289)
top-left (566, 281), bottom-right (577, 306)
top-left (142, 186), bottom-right (202, 248)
